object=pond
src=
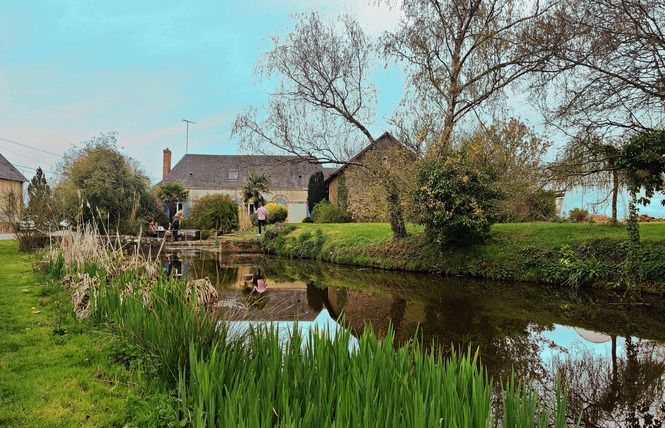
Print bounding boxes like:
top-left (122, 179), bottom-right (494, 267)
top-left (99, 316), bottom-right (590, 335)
top-left (163, 248), bottom-right (665, 427)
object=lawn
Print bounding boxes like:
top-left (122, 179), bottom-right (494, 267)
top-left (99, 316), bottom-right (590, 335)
top-left (259, 221), bottom-right (665, 292)
top-left (0, 241), bottom-right (136, 427)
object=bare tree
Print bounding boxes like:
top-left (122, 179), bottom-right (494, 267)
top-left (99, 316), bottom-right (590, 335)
top-left (529, 0), bottom-right (665, 135)
top-left (383, 0), bottom-right (553, 156)
top-left (233, 11), bottom-right (413, 238)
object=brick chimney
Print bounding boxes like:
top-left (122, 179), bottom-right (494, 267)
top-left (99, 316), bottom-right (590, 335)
top-left (163, 148), bottom-right (172, 179)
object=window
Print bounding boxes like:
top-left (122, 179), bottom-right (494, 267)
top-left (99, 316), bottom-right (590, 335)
top-left (274, 198), bottom-right (286, 206)
top-left (229, 169), bottom-right (239, 181)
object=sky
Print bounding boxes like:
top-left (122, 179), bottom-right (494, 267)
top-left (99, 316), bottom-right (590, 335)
top-left (0, 0), bottom-right (406, 184)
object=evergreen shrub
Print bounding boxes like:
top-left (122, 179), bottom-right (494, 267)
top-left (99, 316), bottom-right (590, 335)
top-left (311, 200), bottom-right (352, 223)
top-left (413, 151), bottom-right (501, 245)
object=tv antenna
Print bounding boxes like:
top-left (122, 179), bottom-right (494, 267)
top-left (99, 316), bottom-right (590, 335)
top-left (182, 119), bottom-right (196, 154)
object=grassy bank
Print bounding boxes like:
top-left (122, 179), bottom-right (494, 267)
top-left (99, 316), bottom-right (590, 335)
top-left (0, 240), bottom-right (137, 427)
top-left (258, 222), bottom-right (665, 293)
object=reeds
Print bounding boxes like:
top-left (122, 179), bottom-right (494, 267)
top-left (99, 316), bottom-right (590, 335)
top-left (178, 325), bottom-right (576, 427)
top-left (88, 270), bottom-right (578, 427)
top-left (90, 269), bottom-right (224, 385)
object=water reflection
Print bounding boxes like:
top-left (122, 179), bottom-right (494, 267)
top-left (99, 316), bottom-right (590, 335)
top-left (163, 249), bottom-right (665, 426)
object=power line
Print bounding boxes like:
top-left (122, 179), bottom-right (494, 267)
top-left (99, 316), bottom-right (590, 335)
top-left (0, 137), bottom-right (61, 157)
top-left (4, 156), bottom-right (59, 176)
top-left (0, 145), bottom-right (54, 168)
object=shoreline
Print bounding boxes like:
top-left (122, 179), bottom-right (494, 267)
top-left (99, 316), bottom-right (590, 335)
top-left (253, 222), bottom-right (665, 294)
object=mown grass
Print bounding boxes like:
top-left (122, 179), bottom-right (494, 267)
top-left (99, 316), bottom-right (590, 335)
top-left (0, 240), bottom-right (136, 427)
top-left (259, 221), bottom-right (665, 292)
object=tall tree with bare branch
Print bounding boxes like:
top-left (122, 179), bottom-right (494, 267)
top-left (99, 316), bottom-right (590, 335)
top-left (383, 0), bottom-right (552, 156)
top-left (233, 11), bottom-right (414, 238)
top-left (529, 0), bottom-right (665, 135)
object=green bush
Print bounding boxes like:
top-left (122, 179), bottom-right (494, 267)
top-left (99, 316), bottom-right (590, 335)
top-left (413, 151), bottom-right (501, 245)
top-left (302, 216), bottom-right (313, 223)
top-left (311, 200), bottom-right (352, 223)
top-left (568, 208), bottom-right (589, 223)
top-left (189, 194), bottom-right (239, 234)
top-left (178, 218), bottom-right (194, 229)
top-left (265, 202), bottom-right (288, 224)
top-left (524, 190), bottom-right (557, 221)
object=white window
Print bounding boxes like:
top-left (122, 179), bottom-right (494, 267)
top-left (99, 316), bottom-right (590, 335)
top-left (229, 169), bottom-right (239, 181)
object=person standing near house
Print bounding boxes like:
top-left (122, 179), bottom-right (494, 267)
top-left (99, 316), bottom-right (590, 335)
top-left (171, 211), bottom-right (182, 242)
top-left (256, 203), bottom-right (269, 236)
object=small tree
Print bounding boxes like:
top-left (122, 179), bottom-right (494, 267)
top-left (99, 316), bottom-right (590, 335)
top-left (26, 167), bottom-right (52, 229)
top-left (188, 194), bottom-right (239, 235)
top-left (307, 171), bottom-right (327, 214)
top-left (156, 182), bottom-right (189, 221)
top-left (461, 118), bottom-right (551, 222)
top-left (241, 172), bottom-right (270, 211)
top-left (414, 151), bottom-right (501, 245)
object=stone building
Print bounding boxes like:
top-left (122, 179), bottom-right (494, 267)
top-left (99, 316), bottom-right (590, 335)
top-left (326, 132), bottom-right (415, 222)
top-left (160, 149), bottom-right (323, 223)
top-left (0, 153), bottom-right (27, 232)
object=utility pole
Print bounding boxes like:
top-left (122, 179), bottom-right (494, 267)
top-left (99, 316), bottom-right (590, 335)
top-left (182, 119), bottom-right (196, 154)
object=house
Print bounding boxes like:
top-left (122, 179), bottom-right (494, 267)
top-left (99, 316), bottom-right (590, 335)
top-left (0, 153), bottom-right (27, 232)
top-left (159, 149), bottom-right (324, 223)
top-left (325, 132), bottom-right (415, 222)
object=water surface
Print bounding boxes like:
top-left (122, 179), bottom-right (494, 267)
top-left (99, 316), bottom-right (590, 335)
top-left (163, 249), bottom-right (665, 427)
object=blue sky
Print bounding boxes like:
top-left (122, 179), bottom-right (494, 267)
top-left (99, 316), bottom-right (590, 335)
top-left (0, 0), bottom-right (405, 183)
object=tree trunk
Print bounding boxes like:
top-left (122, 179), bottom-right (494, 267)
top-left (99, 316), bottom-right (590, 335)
top-left (611, 170), bottom-right (618, 221)
top-left (387, 190), bottom-right (407, 239)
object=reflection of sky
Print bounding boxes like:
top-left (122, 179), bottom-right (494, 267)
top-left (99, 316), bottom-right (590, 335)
top-left (539, 324), bottom-right (626, 364)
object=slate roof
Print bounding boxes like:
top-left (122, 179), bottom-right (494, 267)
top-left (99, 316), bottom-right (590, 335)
top-left (0, 153), bottom-right (28, 182)
top-left (322, 167), bottom-right (339, 180)
top-left (324, 132), bottom-right (399, 182)
top-left (160, 154), bottom-right (323, 190)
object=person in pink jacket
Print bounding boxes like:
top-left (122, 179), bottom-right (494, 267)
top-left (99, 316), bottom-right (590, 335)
top-left (256, 203), bottom-right (269, 236)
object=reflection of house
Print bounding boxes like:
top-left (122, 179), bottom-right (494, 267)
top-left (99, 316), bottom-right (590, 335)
top-left (326, 287), bottom-right (423, 346)
top-left (0, 153), bottom-right (27, 232)
top-left (326, 132), bottom-right (415, 222)
top-left (159, 149), bottom-right (324, 223)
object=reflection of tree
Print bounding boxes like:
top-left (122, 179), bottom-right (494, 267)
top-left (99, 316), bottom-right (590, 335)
top-left (185, 251), bottom-right (238, 288)
top-left (306, 283), bottom-right (325, 312)
top-left (420, 295), bottom-right (546, 386)
top-left (550, 338), bottom-right (665, 427)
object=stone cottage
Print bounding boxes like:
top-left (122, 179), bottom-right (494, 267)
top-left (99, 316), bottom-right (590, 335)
top-left (325, 132), bottom-right (415, 222)
top-left (0, 153), bottom-right (27, 232)
top-left (159, 149), bottom-right (324, 223)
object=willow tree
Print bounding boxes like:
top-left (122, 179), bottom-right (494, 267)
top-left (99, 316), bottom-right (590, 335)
top-left (232, 11), bottom-right (412, 238)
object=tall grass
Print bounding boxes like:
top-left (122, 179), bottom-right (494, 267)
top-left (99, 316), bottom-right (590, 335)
top-left (90, 268), bottom-right (224, 385)
top-left (179, 325), bottom-right (577, 427)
